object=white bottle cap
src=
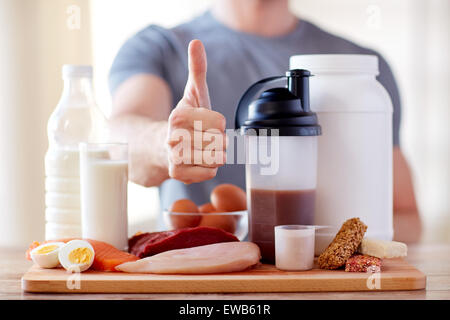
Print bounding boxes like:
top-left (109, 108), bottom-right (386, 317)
top-left (62, 64), bottom-right (93, 78)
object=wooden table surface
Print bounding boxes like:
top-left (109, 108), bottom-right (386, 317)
top-left (1, 243), bottom-right (449, 300)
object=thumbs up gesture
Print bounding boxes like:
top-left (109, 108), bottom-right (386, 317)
top-left (167, 40), bottom-right (227, 184)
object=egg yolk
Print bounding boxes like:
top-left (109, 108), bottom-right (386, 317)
top-left (68, 247), bottom-right (93, 264)
top-left (35, 244), bottom-right (59, 254)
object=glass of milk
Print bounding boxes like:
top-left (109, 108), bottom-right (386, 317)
top-left (79, 143), bottom-right (128, 250)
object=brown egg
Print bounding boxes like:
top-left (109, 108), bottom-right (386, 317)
top-left (199, 214), bottom-right (237, 234)
top-left (210, 184), bottom-right (247, 212)
top-left (199, 202), bottom-right (216, 213)
top-left (169, 199), bottom-right (201, 229)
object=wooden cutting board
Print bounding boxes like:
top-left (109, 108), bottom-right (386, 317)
top-left (22, 258), bottom-right (425, 293)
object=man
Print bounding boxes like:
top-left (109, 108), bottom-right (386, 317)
top-left (109, 0), bottom-right (421, 242)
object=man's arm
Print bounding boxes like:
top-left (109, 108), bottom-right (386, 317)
top-left (109, 40), bottom-right (226, 187)
top-left (109, 74), bottom-right (172, 187)
top-left (393, 147), bottom-right (422, 243)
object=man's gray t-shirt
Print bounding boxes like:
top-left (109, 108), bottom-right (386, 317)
top-left (109, 11), bottom-right (401, 211)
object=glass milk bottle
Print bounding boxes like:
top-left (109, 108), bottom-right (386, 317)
top-left (235, 70), bottom-right (321, 263)
top-left (45, 65), bottom-right (107, 240)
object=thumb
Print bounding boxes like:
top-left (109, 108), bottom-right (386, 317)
top-left (183, 39), bottom-right (211, 109)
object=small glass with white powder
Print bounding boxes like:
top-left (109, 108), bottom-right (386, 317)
top-left (275, 225), bottom-right (315, 271)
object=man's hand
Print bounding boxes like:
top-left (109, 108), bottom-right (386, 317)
top-left (167, 40), bottom-right (227, 184)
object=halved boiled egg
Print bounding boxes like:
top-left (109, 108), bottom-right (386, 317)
top-left (30, 242), bottom-right (65, 268)
top-left (58, 240), bottom-right (95, 272)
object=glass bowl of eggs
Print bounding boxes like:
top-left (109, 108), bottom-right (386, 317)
top-left (162, 184), bottom-right (248, 240)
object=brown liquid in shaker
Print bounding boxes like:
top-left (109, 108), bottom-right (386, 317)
top-left (249, 189), bottom-right (315, 263)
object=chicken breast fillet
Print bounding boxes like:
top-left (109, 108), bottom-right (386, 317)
top-left (115, 242), bottom-right (261, 274)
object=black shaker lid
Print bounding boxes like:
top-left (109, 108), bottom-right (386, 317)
top-left (236, 69), bottom-right (321, 136)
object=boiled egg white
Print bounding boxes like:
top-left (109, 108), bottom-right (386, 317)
top-left (58, 240), bottom-right (95, 272)
top-left (30, 242), bottom-right (65, 268)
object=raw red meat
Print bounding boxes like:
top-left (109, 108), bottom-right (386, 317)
top-left (129, 226), bottom-right (239, 258)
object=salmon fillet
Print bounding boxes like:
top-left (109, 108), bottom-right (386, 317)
top-left (26, 238), bottom-right (138, 272)
top-left (87, 239), bottom-right (139, 271)
top-left (116, 242), bottom-right (261, 274)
